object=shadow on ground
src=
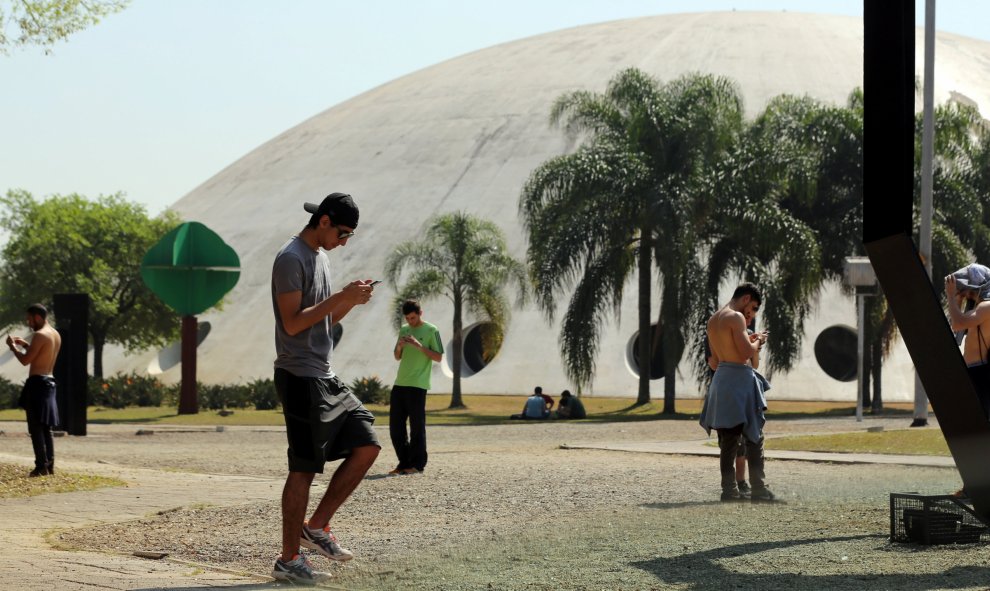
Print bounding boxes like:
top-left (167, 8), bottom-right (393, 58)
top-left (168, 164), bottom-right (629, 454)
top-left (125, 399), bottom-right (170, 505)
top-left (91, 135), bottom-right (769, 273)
top-left (631, 534), bottom-right (990, 590)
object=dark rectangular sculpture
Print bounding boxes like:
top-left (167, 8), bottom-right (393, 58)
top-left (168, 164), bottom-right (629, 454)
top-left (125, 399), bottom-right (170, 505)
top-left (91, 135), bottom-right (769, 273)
top-left (53, 293), bottom-right (89, 436)
top-left (864, 0), bottom-right (990, 521)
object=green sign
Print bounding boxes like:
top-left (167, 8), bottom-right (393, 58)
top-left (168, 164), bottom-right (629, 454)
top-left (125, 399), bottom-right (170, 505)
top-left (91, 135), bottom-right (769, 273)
top-left (141, 222), bottom-right (240, 316)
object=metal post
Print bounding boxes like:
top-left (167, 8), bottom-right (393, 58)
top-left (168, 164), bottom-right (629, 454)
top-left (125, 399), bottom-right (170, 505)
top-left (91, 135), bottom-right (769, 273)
top-left (178, 315), bottom-right (198, 414)
top-left (913, 0), bottom-right (936, 426)
top-left (857, 294), bottom-right (865, 422)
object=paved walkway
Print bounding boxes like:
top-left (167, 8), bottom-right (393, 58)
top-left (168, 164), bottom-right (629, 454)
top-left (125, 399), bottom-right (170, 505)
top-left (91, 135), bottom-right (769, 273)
top-left (0, 452), bottom-right (281, 590)
top-left (0, 425), bottom-right (955, 590)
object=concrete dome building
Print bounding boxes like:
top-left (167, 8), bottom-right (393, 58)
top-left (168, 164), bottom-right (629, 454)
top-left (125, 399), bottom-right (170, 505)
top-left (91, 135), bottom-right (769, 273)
top-left (41, 12), bottom-right (990, 401)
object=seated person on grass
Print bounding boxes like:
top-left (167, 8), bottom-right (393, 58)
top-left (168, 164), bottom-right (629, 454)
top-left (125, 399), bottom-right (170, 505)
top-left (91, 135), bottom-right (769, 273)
top-left (553, 390), bottom-right (586, 419)
top-left (510, 387), bottom-right (551, 420)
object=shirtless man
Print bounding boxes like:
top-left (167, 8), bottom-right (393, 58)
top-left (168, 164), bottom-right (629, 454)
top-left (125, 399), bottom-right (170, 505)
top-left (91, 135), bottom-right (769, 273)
top-left (945, 265), bottom-right (990, 419)
top-left (7, 303), bottom-right (62, 477)
top-left (699, 283), bottom-right (774, 502)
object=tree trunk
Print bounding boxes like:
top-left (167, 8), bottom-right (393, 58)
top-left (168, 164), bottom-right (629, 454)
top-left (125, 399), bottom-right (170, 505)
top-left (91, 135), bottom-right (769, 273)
top-left (636, 229), bottom-right (652, 406)
top-left (871, 337), bottom-right (883, 413)
top-left (660, 285), bottom-right (680, 415)
top-left (92, 336), bottom-right (104, 380)
top-left (861, 337), bottom-right (873, 409)
top-left (449, 290), bottom-right (465, 409)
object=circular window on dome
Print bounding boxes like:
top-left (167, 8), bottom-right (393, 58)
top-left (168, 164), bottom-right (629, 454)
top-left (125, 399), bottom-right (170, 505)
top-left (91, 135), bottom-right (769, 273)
top-left (441, 322), bottom-right (502, 378)
top-left (814, 325), bottom-right (858, 382)
top-left (625, 323), bottom-right (664, 380)
top-left (148, 321), bottom-right (212, 375)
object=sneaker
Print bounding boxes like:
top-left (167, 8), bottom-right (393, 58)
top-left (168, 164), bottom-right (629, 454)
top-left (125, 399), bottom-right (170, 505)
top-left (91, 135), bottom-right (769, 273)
top-left (28, 467), bottom-right (49, 477)
top-left (387, 467), bottom-right (404, 475)
top-left (271, 554), bottom-right (331, 586)
top-left (737, 480), bottom-right (751, 494)
top-left (301, 522), bottom-right (354, 562)
top-left (750, 487), bottom-right (777, 503)
top-left (401, 468), bottom-right (422, 475)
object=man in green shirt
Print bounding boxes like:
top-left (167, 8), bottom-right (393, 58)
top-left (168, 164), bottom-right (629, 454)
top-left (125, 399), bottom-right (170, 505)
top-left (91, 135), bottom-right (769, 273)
top-left (389, 300), bottom-right (444, 475)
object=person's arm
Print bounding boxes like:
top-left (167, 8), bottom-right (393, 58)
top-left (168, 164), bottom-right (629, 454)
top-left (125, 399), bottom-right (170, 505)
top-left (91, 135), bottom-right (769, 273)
top-left (7, 333), bottom-right (46, 367)
top-left (731, 314), bottom-right (761, 359)
top-left (393, 337), bottom-right (404, 361)
top-left (398, 334), bottom-right (443, 363)
top-left (276, 281), bottom-right (372, 336)
top-left (944, 277), bottom-right (990, 332)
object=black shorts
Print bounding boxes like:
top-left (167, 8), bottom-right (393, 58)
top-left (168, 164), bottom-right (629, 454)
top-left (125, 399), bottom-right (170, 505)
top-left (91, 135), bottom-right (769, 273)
top-left (275, 368), bottom-right (380, 474)
top-left (736, 435), bottom-right (747, 458)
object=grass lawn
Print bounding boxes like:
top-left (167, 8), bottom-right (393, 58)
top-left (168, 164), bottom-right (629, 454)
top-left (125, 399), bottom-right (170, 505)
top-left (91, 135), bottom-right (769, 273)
top-left (0, 462), bottom-right (125, 498)
top-left (0, 395), bottom-right (919, 427)
top-left (767, 428), bottom-right (951, 456)
top-left (0, 396), bottom-right (661, 426)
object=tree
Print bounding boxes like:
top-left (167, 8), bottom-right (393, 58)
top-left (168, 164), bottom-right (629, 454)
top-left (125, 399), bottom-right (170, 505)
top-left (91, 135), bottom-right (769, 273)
top-left (700, 93), bottom-right (861, 382)
top-left (705, 92), bottom-right (990, 410)
top-left (384, 212), bottom-right (527, 409)
top-left (0, 0), bottom-right (128, 54)
top-left (0, 189), bottom-right (182, 377)
top-left (521, 68), bottom-right (745, 411)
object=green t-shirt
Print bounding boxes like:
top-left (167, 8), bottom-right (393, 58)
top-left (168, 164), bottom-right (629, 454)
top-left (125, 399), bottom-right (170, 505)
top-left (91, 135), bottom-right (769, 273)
top-left (394, 321), bottom-right (444, 390)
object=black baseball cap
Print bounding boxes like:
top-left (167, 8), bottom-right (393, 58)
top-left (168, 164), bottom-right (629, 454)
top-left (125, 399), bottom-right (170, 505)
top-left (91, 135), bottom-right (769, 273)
top-left (303, 192), bottom-right (359, 228)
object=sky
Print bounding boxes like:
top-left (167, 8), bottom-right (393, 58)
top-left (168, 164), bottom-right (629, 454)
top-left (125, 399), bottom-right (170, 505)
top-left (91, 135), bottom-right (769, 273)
top-left (1, 1), bottom-right (987, 216)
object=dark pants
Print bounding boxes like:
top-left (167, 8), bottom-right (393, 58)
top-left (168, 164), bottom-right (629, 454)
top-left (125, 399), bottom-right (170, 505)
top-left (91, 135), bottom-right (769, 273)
top-left (26, 405), bottom-right (54, 471)
top-left (717, 424), bottom-right (766, 493)
top-left (390, 385), bottom-right (428, 471)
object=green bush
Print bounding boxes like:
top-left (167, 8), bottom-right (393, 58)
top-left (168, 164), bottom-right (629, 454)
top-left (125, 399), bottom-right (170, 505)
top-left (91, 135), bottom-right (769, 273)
top-left (350, 376), bottom-right (390, 405)
top-left (246, 378), bottom-right (279, 410)
top-left (197, 383), bottom-right (251, 410)
top-left (89, 373), bottom-right (166, 408)
top-left (0, 375), bottom-right (21, 409)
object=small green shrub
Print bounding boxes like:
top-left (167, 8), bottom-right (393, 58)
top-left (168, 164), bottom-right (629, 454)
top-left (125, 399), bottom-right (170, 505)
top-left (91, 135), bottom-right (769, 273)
top-left (197, 382), bottom-right (253, 410)
top-left (89, 373), bottom-right (166, 409)
top-left (246, 378), bottom-right (279, 410)
top-left (350, 376), bottom-right (390, 405)
top-left (0, 376), bottom-right (21, 409)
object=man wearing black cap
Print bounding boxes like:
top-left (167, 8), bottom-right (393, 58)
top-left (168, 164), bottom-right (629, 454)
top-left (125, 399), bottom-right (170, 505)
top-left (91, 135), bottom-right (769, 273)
top-left (270, 192), bottom-right (380, 585)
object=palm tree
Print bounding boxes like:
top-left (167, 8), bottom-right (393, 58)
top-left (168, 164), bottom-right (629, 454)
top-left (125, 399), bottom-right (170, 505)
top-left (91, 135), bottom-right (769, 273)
top-left (384, 212), bottom-right (527, 409)
top-left (920, 102), bottom-right (990, 275)
top-left (521, 68), bottom-right (745, 411)
top-left (699, 93), bottom-right (861, 381)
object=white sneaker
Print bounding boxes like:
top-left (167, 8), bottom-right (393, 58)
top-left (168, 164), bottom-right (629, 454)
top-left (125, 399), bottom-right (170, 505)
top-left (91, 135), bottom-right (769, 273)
top-left (272, 554), bottom-right (331, 586)
top-left (301, 522), bottom-right (355, 562)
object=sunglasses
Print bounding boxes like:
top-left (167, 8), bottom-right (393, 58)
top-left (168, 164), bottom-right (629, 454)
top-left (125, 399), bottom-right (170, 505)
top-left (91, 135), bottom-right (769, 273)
top-left (333, 225), bottom-right (356, 240)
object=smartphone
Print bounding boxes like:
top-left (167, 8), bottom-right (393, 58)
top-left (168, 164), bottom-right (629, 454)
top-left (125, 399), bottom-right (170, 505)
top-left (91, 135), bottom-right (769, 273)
top-left (370, 280), bottom-right (382, 286)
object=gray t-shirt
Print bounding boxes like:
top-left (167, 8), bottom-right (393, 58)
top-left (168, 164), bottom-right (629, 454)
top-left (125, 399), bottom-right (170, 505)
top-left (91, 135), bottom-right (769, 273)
top-left (272, 236), bottom-right (335, 378)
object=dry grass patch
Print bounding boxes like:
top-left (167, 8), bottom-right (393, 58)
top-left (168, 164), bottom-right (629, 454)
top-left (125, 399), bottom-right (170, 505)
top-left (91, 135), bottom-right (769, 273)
top-left (0, 462), bottom-right (125, 498)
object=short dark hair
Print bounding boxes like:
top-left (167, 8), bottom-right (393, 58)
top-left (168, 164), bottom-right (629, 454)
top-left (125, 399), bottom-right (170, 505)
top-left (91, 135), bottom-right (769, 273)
top-left (26, 303), bottom-right (48, 319)
top-left (401, 299), bottom-right (422, 315)
top-left (534, 386), bottom-right (543, 395)
top-left (731, 282), bottom-right (762, 305)
top-left (560, 389), bottom-right (572, 398)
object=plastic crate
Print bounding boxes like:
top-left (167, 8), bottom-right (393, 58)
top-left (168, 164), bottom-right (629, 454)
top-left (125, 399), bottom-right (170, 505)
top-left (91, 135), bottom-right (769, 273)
top-left (890, 493), bottom-right (989, 545)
